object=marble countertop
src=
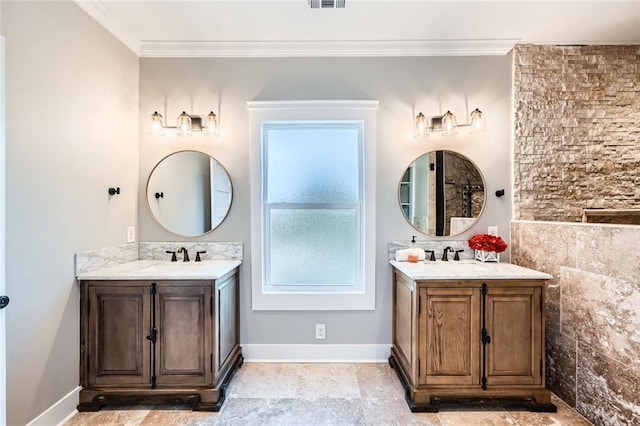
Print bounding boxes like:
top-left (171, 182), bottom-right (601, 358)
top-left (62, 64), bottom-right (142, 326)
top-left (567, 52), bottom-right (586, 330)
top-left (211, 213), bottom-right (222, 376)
top-left (76, 259), bottom-right (242, 280)
top-left (390, 259), bottom-right (552, 281)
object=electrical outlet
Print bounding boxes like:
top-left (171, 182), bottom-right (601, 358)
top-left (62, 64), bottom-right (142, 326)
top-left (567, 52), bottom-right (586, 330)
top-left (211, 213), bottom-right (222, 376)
top-left (126, 226), bottom-right (136, 243)
top-left (488, 226), bottom-right (498, 236)
top-left (315, 324), bottom-right (326, 340)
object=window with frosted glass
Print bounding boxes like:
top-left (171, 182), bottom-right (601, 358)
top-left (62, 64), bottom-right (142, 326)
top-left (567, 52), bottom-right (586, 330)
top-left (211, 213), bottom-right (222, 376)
top-left (263, 123), bottom-right (363, 290)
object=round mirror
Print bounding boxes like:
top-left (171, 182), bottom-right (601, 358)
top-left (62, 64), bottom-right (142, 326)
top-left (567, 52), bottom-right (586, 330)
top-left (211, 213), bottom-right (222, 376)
top-left (399, 150), bottom-right (485, 237)
top-left (147, 150), bottom-right (233, 237)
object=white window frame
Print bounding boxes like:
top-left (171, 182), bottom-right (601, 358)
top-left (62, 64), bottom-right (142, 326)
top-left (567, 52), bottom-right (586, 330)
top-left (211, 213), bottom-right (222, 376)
top-left (263, 122), bottom-right (363, 293)
top-left (248, 100), bottom-right (378, 311)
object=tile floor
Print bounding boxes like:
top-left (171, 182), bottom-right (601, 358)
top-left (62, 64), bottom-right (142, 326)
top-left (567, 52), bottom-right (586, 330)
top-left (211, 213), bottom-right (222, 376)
top-left (65, 363), bottom-right (593, 425)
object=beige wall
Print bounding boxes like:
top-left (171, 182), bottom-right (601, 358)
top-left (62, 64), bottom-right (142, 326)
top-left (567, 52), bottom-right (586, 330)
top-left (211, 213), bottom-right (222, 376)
top-left (138, 55), bottom-right (513, 346)
top-left (1, 2), bottom-right (139, 424)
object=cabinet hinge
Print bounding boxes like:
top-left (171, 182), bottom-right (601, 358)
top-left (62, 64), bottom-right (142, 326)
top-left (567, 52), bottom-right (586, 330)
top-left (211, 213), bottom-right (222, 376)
top-left (481, 283), bottom-right (488, 392)
top-left (540, 358), bottom-right (543, 377)
top-left (149, 283), bottom-right (157, 390)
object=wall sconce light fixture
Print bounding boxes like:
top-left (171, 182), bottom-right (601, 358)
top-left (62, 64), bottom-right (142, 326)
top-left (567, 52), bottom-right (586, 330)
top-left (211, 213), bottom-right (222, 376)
top-left (150, 111), bottom-right (219, 137)
top-left (415, 108), bottom-right (486, 137)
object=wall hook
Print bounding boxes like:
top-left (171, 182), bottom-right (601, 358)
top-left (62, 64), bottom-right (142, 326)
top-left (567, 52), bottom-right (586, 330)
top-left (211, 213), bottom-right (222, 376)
top-left (108, 187), bottom-right (120, 196)
top-left (495, 189), bottom-right (505, 197)
top-left (155, 192), bottom-right (164, 199)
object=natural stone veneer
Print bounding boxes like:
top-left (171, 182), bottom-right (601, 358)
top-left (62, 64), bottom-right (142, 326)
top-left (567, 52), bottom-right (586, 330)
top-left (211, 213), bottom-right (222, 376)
top-left (545, 328), bottom-right (577, 407)
top-left (512, 221), bottom-right (640, 426)
top-left (577, 344), bottom-right (640, 426)
top-left (562, 267), bottom-right (640, 372)
top-left (513, 45), bottom-right (640, 222)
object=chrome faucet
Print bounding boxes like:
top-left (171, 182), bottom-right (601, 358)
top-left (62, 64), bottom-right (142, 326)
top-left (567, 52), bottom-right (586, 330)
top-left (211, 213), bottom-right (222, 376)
top-left (178, 247), bottom-right (190, 262)
top-left (441, 246), bottom-right (454, 261)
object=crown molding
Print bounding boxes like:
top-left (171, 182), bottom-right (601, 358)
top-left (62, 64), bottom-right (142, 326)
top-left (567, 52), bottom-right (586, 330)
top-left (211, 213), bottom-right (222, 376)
top-left (73, 0), bottom-right (517, 58)
top-left (140, 39), bottom-right (519, 58)
top-left (73, 0), bottom-right (140, 55)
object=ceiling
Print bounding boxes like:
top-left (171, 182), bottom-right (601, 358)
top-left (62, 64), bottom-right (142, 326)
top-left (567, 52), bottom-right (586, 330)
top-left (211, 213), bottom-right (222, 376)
top-left (75, 1), bottom-right (640, 57)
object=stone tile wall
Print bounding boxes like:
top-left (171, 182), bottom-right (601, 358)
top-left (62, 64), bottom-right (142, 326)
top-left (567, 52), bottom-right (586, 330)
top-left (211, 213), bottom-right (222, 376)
top-left (511, 221), bottom-right (640, 426)
top-left (513, 44), bottom-right (640, 222)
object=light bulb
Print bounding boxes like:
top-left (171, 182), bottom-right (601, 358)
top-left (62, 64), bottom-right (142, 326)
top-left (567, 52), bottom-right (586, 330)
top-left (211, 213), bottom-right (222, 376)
top-left (204, 111), bottom-right (219, 136)
top-left (150, 111), bottom-right (164, 136)
top-left (177, 111), bottom-right (192, 137)
top-left (442, 111), bottom-right (457, 136)
top-left (415, 112), bottom-right (429, 137)
top-left (470, 108), bottom-right (486, 133)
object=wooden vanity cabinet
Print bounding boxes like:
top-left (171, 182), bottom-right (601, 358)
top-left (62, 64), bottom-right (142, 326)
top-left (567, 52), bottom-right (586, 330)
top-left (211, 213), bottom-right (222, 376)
top-left (390, 270), bottom-right (554, 412)
top-left (78, 268), bottom-right (243, 411)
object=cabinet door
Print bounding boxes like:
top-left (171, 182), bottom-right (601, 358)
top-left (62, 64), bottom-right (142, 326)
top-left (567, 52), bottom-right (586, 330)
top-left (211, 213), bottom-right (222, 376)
top-left (419, 287), bottom-right (480, 386)
top-left (485, 286), bottom-right (542, 386)
top-left (156, 284), bottom-right (212, 385)
top-left (87, 285), bottom-right (150, 385)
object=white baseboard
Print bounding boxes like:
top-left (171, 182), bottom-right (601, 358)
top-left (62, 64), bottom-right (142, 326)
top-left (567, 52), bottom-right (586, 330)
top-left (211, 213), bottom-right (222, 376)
top-left (26, 386), bottom-right (80, 426)
top-left (57, 409), bottom-right (79, 426)
top-left (242, 344), bottom-right (391, 363)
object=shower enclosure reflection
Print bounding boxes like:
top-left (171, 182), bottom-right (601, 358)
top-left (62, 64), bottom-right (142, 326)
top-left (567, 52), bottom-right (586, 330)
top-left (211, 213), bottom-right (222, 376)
top-left (399, 150), bottom-right (485, 237)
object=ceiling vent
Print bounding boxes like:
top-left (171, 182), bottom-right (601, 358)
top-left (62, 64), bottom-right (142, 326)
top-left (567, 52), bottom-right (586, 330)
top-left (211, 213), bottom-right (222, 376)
top-left (308, 0), bottom-right (345, 9)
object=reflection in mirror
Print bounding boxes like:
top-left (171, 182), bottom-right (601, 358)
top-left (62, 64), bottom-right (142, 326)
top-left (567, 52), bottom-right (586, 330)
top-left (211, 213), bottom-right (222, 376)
top-left (399, 150), bottom-right (485, 237)
top-left (147, 150), bottom-right (232, 237)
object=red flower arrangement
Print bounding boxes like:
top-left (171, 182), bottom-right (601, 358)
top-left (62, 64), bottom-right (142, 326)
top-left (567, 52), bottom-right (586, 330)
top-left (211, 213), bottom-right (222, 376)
top-left (468, 234), bottom-right (508, 253)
